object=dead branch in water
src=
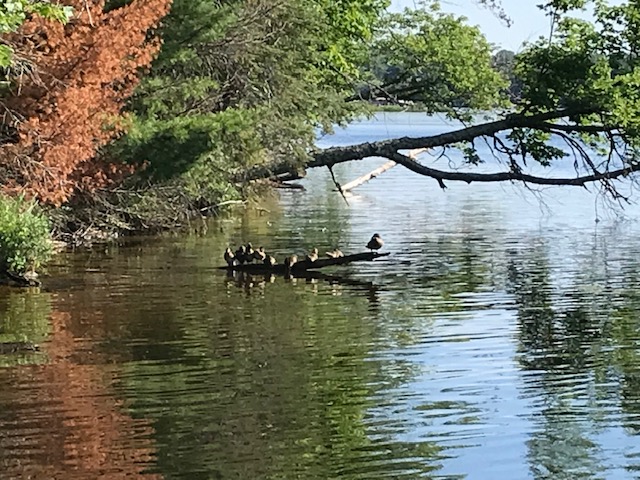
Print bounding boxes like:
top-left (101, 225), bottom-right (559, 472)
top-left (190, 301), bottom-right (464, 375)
top-left (340, 160), bottom-right (397, 192)
top-left (340, 148), bottom-right (427, 192)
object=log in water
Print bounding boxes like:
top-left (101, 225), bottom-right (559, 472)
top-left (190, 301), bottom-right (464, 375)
top-left (218, 251), bottom-right (390, 274)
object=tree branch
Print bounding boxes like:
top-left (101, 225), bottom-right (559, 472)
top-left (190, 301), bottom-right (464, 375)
top-left (539, 122), bottom-right (618, 134)
top-left (387, 151), bottom-right (640, 187)
top-left (234, 107), bottom-right (640, 192)
top-left (237, 107), bottom-right (596, 182)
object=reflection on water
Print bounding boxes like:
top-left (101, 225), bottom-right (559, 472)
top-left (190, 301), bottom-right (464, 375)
top-left (3, 114), bottom-right (640, 478)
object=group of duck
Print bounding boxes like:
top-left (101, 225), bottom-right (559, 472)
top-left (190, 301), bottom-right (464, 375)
top-left (224, 243), bottom-right (273, 267)
top-left (223, 243), bottom-right (344, 268)
top-left (223, 234), bottom-right (384, 268)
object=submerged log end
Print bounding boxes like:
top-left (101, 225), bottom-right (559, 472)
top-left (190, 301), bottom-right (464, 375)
top-left (0, 270), bottom-right (41, 287)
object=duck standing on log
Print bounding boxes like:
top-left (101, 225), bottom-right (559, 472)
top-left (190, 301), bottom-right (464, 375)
top-left (245, 243), bottom-right (255, 262)
top-left (284, 255), bottom-right (298, 274)
top-left (235, 245), bottom-right (247, 264)
top-left (366, 233), bottom-right (384, 252)
top-left (253, 246), bottom-right (266, 263)
top-left (325, 249), bottom-right (344, 258)
top-left (306, 248), bottom-right (318, 262)
top-left (224, 247), bottom-right (236, 266)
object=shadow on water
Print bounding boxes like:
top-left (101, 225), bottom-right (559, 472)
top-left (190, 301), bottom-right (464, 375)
top-left (7, 114), bottom-right (640, 478)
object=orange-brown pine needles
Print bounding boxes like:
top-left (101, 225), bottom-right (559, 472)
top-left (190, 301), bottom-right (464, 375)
top-left (1, 0), bottom-right (172, 205)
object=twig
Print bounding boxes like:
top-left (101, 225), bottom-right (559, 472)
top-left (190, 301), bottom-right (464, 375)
top-left (328, 165), bottom-right (349, 206)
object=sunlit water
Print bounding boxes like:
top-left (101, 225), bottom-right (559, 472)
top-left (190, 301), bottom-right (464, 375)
top-left (3, 113), bottom-right (640, 479)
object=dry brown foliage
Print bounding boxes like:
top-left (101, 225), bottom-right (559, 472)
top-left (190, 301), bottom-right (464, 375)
top-left (0, 0), bottom-right (172, 205)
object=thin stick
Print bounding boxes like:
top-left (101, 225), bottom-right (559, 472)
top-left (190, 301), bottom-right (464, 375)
top-left (84, 0), bottom-right (95, 27)
top-left (328, 165), bottom-right (349, 206)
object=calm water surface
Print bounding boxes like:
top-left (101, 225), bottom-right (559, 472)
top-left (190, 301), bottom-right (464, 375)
top-left (3, 113), bottom-right (640, 479)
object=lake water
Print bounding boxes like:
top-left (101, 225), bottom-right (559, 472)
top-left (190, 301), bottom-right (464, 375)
top-left (3, 113), bottom-right (640, 479)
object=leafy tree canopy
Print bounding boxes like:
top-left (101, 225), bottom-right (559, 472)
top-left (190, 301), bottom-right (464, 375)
top-left (362, 4), bottom-right (508, 115)
top-left (244, 0), bottom-right (640, 202)
top-left (111, 0), bottom-right (392, 208)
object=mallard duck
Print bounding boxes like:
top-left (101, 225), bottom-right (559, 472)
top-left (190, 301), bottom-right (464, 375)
top-left (366, 233), bottom-right (384, 252)
top-left (325, 249), bottom-right (344, 258)
top-left (253, 246), bottom-right (266, 263)
top-left (234, 245), bottom-right (247, 264)
top-left (264, 255), bottom-right (277, 267)
top-left (306, 248), bottom-right (318, 262)
top-left (224, 247), bottom-right (236, 266)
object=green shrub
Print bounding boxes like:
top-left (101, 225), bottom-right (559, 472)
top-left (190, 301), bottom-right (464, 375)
top-left (0, 196), bottom-right (52, 274)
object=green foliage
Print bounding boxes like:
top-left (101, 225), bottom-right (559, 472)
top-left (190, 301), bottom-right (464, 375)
top-left (365, 2), bottom-right (508, 116)
top-left (0, 195), bottom-right (52, 274)
top-left (115, 108), bottom-right (273, 205)
top-left (105, 0), bottom-right (640, 208)
top-left (508, 0), bottom-right (640, 163)
top-left (115, 0), bottom-right (383, 205)
top-left (506, 129), bottom-right (567, 166)
top-left (312, 0), bottom-right (390, 80)
top-left (0, 1), bottom-right (72, 67)
top-left (461, 143), bottom-right (483, 165)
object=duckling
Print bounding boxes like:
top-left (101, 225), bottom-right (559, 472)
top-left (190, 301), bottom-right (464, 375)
top-left (224, 247), bottom-right (236, 266)
top-left (284, 255), bottom-right (298, 269)
top-left (325, 249), bottom-right (344, 259)
top-left (366, 233), bottom-right (384, 252)
top-left (264, 255), bottom-right (277, 267)
top-left (234, 245), bottom-right (247, 264)
top-left (245, 243), bottom-right (255, 262)
top-left (306, 248), bottom-right (319, 262)
top-left (253, 246), bottom-right (266, 263)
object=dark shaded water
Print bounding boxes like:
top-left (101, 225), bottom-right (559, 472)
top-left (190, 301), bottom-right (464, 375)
top-left (3, 113), bottom-right (640, 479)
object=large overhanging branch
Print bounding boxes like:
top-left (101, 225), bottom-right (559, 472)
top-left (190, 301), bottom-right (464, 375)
top-left (236, 107), bottom-right (640, 189)
top-left (387, 152), bottom-right (640, 189)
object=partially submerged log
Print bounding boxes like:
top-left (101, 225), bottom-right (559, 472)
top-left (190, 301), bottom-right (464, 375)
top-left (340, 160), bottom-right (397, 192)
top-left (218, 251), bottom-right (390, 274)
top-left (338, 148), bottom-right (427, 192)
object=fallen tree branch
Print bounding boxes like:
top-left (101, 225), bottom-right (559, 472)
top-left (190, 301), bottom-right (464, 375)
top-left (235, 107), bottom-right (640, 190)
top-left (341, 159), bottom-right (397, 192)
top-left (340, 148), bottom-right (427, 192)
